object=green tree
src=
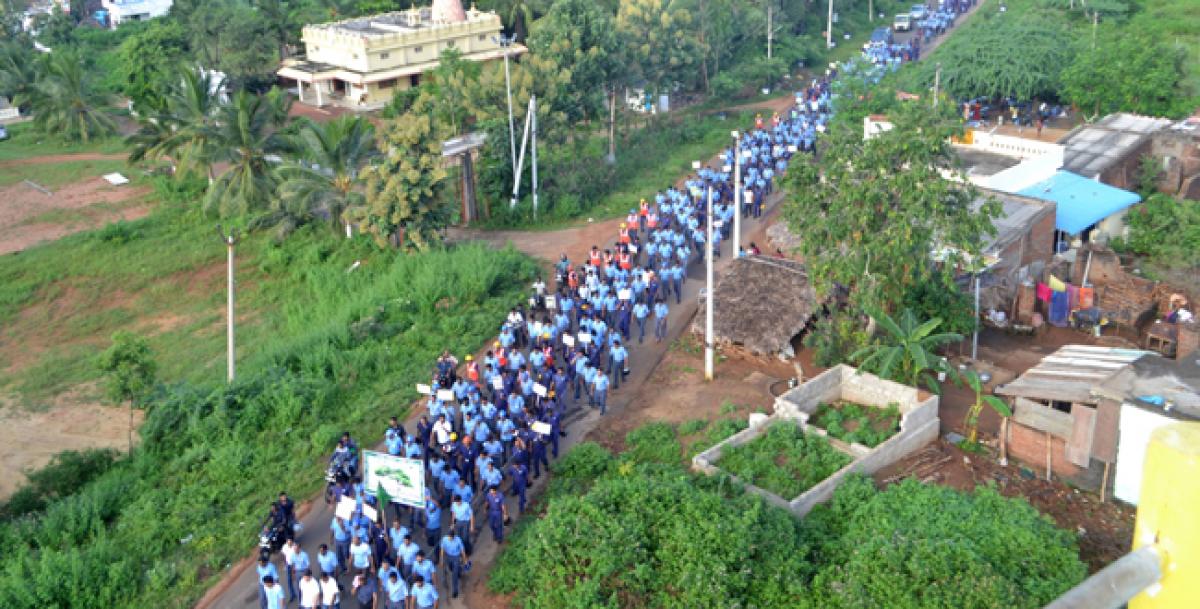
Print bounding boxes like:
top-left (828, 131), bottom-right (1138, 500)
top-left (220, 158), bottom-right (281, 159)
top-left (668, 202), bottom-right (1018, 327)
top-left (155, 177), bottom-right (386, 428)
top-left (616, 0), bottom-right (705, 95)
top-left (203, 88), bottom-right (296, 217)
top-left (904, 16), bottom-right (1073, 101)
top-left (0, 41), bottom-right (40, 112)
top-left (271, 115), bottom-right (376, 236)
top-left (850, 308), bottom-right (960, 392)
top-left (783, 100), bottom-right (998, 312)
top-left (19, 51), bottom-right (116, 142)
top-left (355, 106), bottom-right (449, 250)
top-left (97, 331), bottom-right (157, 452)
top-left (1061, 29), bottom-right (1190, 119)
top-left (127, 66), bottom-right (227, 183)
top-left (115, 20), bottom-right (191, 113)
top-left (527, 0), bottom-right (622, 124)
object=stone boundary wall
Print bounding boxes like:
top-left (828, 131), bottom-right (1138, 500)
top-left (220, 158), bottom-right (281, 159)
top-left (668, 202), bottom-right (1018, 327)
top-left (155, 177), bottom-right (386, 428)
top-left (692, 365), bottom-right (939, 518)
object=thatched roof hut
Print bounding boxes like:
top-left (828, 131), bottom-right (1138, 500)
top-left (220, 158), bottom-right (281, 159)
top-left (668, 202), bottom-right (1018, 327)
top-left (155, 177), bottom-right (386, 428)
top-left (693, 256), bottom-right (818, 357)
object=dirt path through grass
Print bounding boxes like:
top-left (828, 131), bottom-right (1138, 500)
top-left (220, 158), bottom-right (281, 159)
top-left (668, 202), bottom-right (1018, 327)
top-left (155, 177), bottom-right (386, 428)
top-left (0, 152), bottom-right (128, 167)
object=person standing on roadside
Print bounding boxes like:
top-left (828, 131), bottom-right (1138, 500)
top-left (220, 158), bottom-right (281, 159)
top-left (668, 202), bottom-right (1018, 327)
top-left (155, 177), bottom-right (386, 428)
top-left (485, 486), bottom-right (508, 543)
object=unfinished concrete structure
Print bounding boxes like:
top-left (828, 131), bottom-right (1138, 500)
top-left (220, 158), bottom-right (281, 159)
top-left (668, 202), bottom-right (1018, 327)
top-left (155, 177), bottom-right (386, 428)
top-left (692, 365), bottom-right (939, 517)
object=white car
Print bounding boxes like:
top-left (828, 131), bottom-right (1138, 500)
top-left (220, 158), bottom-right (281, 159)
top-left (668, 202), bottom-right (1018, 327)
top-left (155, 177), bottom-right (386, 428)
top-left (894, 14), bottom-right (912, 31)
top-left (0, 125), bottom-right (7, 141)
top-left (910, 4), bottom-right (928, 19)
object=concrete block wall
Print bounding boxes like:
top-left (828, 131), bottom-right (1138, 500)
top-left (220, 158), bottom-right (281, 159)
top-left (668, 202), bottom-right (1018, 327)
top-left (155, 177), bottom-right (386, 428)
top-left (694, 365), bottom-right (939, 520)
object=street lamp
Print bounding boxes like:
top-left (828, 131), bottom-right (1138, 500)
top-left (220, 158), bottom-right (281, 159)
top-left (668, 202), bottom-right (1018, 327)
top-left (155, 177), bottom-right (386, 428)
top-left (216, 225), bottom-right (239, 383)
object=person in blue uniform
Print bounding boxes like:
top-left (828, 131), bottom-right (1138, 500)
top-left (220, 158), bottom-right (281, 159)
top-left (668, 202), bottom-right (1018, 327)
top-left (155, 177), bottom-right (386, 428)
top-left (485, 486), bottom-right (508, 543)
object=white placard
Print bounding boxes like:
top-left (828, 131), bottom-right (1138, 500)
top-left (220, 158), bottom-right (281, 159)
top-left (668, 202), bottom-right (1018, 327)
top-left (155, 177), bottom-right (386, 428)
top-left (362, 504), bottom-right (378, 523)
top-left (579, 332), bottom-right (593, 344)
top-left (437, 389), bottom-right (455, 402)
top-left (618, 289), bottom-right (632, 301)
top-left (787, 145), bottom-right (798, 152)
top-left (416, 383), bottom-right (432, 395)
top-left (491, 376), bottom-right (504, 390)
top-left (562, 335), bottom-right (575, 347)
top-left (628, 244), bottom-right (638, 253)
top-left (335, 497), bottom-right (357, 521)
top-left (545, 295), bottom-right (557, 310)
top-left (533, 383), bottom-right (547, 397)
top-left (363, 451), bottom-right (426, 508)
top-left (714, 221), bottom-right (724, 228)
top-left (531, 421), bottom-right (552, 435)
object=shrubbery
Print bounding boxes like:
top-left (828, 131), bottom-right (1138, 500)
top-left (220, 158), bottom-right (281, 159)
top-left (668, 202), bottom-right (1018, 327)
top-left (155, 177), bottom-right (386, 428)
top-left (493, 424), bottom-right (1087, 609)
top-left (717, 423), bottom-right (852, 498)
top-left (0, 243), bottom-right (536, 608)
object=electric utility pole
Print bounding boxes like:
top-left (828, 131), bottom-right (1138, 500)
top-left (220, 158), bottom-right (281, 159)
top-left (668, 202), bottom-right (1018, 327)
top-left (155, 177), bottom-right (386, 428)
top-left (705, 186), bottom-right (715, 381)
top-left (497, 35), bottom-right (517, 178)
top-left (216, 225), bottom-right (239, 383)
top-left (827, 0), bottom-right (834, 48)
top-left (731, 130), bottom-right (742, 256)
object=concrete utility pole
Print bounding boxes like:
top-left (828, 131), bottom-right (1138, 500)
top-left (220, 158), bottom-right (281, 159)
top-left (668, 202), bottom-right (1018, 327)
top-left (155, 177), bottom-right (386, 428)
top-left (705, 186), bottom-right (715, 381)
top-left (767, 1), bottom-right (773, 59)
top-left (826, 0), bottom-right (834, 48)
top-left (869, 0), bottom-right (873, 21)
top-left (497, 35), bottom-right (517, 178)
top-left (933, 63), bottom-right (942, 107)
top-left (510, 96), bottom-right (534, 208)
top-left (731, 130), bottom-right (742, 256)
top-left (216, 225), bottom-right (239, 383)
top-left (530, 95), bottom-right (539, 220)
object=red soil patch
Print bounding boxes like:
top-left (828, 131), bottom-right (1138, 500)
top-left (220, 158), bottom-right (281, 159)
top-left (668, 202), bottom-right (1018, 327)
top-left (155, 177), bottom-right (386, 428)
top-left (0, 178), bottom-right (151, 255)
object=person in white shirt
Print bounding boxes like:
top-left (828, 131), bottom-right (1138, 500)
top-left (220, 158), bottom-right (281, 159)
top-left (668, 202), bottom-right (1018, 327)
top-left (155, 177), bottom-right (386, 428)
top-left (319, 572), bottom-right (340, 609)
top-left (431, 414), bottom-right (453, 448)
top-left (298, 569), bottom-right (322, 609)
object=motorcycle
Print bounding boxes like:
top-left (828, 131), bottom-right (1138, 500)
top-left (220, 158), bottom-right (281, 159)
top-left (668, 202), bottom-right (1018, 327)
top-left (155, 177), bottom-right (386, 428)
top-left (324, 457), bottom-right (352, 505)
top-left (258, 522), bottom-right (287, 556)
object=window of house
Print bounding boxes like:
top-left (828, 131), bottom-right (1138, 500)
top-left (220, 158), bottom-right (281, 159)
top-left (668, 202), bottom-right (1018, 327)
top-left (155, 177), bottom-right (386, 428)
top-left (377, 79), bottom-right (397, 89)
top-left (413, 46), bottom-right (423, 53)
top-left (447, 40), bottom-right (456, 47)
top-left (380, 52), bottom-right (390, 59)
top-left (478, 35), bottom-right (485, 41)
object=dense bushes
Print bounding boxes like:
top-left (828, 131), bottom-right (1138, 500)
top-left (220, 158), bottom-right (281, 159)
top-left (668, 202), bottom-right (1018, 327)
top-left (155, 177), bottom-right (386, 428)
top-left (490, 443), bottom-right (814, 609)
top-left (493, 424), bottom-right (1087, 609)
top-left (0, 242), bottom-right (536, 608)
top-left (0, 449), bottom-right (119, 519)
top-left (1121, 194), bottom-right (1200, 269)
top-left (802, 476), bottom-right (1087, 608)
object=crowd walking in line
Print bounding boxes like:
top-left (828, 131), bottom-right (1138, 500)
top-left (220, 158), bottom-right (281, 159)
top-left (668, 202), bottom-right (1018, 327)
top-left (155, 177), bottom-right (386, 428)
top-left (248, 34), bottom-right (929, 608)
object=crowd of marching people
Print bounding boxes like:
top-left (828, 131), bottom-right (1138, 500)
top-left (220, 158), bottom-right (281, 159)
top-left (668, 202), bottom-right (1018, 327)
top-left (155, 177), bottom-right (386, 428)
top-left (251, 32), bottom-right (929, 609)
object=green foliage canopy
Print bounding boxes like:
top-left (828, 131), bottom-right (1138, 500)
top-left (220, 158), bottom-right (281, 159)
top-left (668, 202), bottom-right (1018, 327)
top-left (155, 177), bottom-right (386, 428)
top-left (1061, 27), bottom-right (1190, 119)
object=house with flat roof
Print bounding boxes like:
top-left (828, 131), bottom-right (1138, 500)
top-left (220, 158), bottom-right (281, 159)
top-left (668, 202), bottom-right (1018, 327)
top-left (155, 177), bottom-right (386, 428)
top-left (277, 0), bottom-right (523, 110)
top-left (100, 0), bottom-right (173, 28)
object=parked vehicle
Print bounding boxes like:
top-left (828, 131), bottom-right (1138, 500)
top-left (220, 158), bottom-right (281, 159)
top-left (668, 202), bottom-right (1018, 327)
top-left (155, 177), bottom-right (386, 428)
top-left (894, 14), bottom-right (912, 31)
top-left (910, 4), bottom-right (928, 19)
top-left (869, 26), bottom-right (894, 44)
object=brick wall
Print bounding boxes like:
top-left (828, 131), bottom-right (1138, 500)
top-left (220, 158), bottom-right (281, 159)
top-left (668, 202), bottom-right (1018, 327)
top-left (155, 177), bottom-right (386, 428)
top-left (1007, 421), bottom-right (1108, 490)
top-left (1152, 130), bottom-right (1200, 200)
top-left (1069, 247), bottom-right (1189, 331)
top-left (1025, 209), bottom-right (1057, 265)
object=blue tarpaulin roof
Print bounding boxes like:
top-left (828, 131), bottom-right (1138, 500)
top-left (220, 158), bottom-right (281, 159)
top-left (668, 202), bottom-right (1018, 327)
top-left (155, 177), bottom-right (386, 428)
top-left (1017, 171), bottom-right (1141, 235)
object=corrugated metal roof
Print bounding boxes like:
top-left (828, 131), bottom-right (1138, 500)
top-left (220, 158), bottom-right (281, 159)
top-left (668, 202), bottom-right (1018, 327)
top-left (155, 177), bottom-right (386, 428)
top-left (1059, 113), bottom-right (1172, 177)
top-left (995, 345), bottom-right (1150, 403)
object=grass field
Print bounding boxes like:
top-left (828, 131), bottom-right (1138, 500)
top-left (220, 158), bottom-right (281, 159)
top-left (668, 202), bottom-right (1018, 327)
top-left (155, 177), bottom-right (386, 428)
top-left (0, 122), bottom-right (127, 162)
top-left (0, 158), bottom-right (131, 188)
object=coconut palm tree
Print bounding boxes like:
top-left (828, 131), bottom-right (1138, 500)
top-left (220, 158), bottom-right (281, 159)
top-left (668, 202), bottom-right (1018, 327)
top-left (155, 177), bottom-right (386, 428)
top-left (851, 308), bottom-right (961, 393)
top-left (127, 66), bottom-right (227, 183)
top-left (203, 88), bottom-right (296, 218)
top-left (19, 51), bottom-right (115, 142)
top-left (268, 115), bottom-right (376, 235)
top-left (0, 41), bottom-right (41, 113)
